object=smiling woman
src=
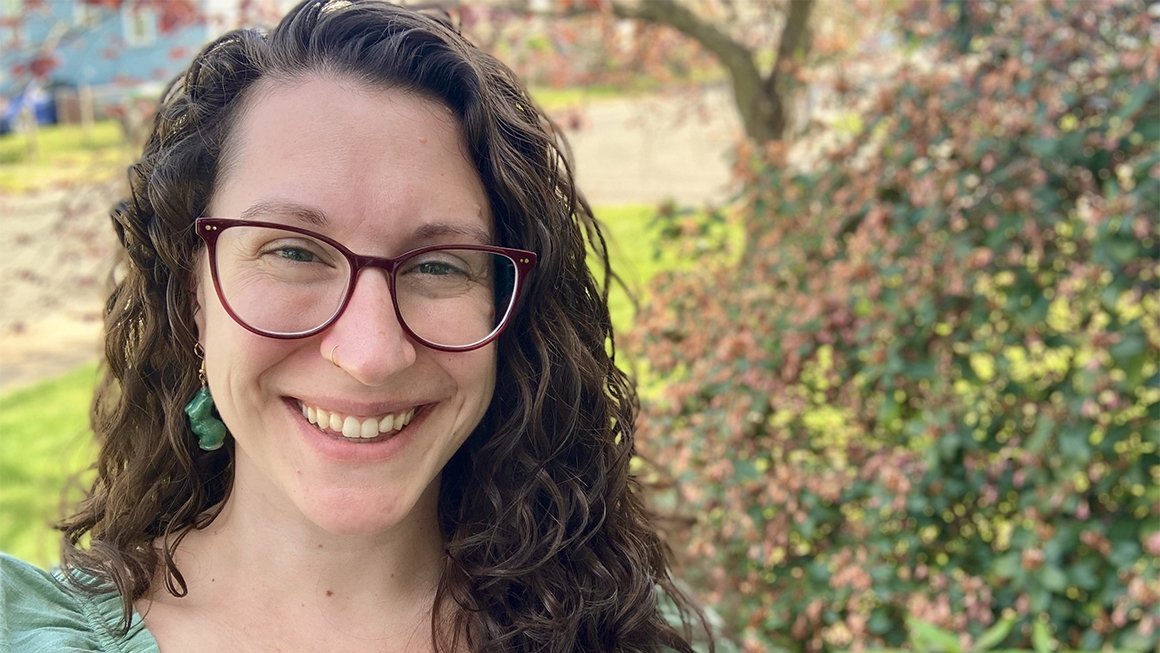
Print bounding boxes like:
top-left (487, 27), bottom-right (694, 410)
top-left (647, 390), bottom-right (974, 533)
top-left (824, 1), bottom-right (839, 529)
top-left (0, 2), bottom-right (709, 652)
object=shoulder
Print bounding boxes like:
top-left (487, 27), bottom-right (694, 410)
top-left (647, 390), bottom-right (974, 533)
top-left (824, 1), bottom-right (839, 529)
top-left (1, 552), bottom-right (159, 653)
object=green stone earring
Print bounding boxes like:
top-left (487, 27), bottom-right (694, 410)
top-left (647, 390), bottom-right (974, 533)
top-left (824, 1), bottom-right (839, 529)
top-left (185, 349), bottom-right (227, 451)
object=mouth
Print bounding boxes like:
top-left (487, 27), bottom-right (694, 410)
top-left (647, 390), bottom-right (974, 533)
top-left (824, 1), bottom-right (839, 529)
top-left (296, 400), bottom-right (418, 441)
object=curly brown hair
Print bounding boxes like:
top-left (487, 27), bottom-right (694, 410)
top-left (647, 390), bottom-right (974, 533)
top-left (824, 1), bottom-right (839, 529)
top-left (58, 1), bottom-right (709, 651)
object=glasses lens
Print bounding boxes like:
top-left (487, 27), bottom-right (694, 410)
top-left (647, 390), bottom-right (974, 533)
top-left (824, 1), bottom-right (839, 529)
top-left (213, 225), bottom-right (349, 337)
top-left (395, 248), bottom-right (517, 349)
top-left (212, 226), bottom-right (519, 347)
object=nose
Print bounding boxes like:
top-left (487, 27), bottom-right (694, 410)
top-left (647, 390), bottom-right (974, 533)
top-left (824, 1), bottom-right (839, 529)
top-left (319, 268), bottom-right (417, 386)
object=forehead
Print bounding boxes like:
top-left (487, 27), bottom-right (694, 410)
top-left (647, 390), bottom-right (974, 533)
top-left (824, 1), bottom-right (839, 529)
top-left (210, 75), bottom-right (490, 238)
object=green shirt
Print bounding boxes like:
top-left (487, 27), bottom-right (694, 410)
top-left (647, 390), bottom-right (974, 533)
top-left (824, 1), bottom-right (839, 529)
top-left (0, 553), bottom-right (159, 653)
top-left (2, 552), bottom-right (715, 652)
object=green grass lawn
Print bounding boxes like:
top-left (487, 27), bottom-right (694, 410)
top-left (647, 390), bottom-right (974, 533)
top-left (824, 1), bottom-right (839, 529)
top-left (600, 204), bottom-right (670, 334)
top-left (530, 85), bottom-right (643, 111)
top-left (0, 363), bottom-right (98, 567)
top-left (0, 120), bottom-right (131, 192)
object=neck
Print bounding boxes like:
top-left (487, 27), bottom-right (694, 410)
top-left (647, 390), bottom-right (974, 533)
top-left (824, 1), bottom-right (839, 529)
top-left (146, 464), bottom-right (448, 647)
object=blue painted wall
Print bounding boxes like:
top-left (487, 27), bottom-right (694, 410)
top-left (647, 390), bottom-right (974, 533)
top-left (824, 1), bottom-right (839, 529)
top-left (1, 0), bottom-right (238, 99)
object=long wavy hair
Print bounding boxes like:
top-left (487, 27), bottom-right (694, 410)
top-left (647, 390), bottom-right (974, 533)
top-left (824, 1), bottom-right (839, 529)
top-left (57, 1), bottom-right (708, 651)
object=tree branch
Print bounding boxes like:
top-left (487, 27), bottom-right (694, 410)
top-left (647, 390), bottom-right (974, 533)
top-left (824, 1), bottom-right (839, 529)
top-left (760, 0), bottom-right (813, 135)
top-left (608, 0), bottom-right (759, 88)
top-left (774, 0), bottom-right (814, 73)
top-left (612, 0), bottom-right (815, 143)
top-left (483, 0), bottom-right (814, 142)
top-left (612, 0), bottom-right (782, 141)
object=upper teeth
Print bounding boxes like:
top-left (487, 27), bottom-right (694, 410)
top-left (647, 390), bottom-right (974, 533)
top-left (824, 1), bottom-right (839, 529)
top-left (299, 402), bottom-right (416, 439)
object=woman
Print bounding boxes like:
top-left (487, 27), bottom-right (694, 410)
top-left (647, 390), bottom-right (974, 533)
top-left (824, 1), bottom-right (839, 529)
top-left (0, 1), bottom-right (707, 651)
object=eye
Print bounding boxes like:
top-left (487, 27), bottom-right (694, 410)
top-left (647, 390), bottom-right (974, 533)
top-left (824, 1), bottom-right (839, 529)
top-left (275, 246), bottom-right (316, 262)
top-left (260, 238), bottom-right (331, 265)
top-left (403, 251), bottom-right (475, 278)
top-left (414, 260), bottom-right (465, 276)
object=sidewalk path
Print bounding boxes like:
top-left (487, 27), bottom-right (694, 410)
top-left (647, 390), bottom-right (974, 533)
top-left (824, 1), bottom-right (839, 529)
top-left (565, 87), bottom-right (739, 206)
top-left (0, 183), bottom-right (119, 394)
top-left (0, 89), bottom-right (739, 394)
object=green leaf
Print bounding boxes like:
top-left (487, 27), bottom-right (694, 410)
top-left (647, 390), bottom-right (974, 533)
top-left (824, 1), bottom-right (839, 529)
top-left (869, 607), bottom-right (893, 635)
top-left (1029, 587), bottom-right (1052, 614)
top-left (992, 553), bottom-right (1020, 580)
top-left (1031, 619), bottom-right (1056, 653)
top-left (1026, 416), bottom-right (1054, 455)
top-left (1116, 82), bottom-right (1158, 120)
top-left (1109, 330), bottom-right (1146, 378)
top-left (1106, 238), bottom-right (1139, 264)
top-left (1058, 424), bottom-right (1091, 466)
top-left (1040, 564), bottom-right (1067, 592)
top-left (908, 617), bottom-right (964, 653)
top-left (1068, 558), bottom-right (1100, 591)
top-left (971, 615), bottom-right (1017, 652)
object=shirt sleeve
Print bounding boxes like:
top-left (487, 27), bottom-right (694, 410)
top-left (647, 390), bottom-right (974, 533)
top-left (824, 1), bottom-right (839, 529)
top-left (1, 552), bottom-right (158, 653)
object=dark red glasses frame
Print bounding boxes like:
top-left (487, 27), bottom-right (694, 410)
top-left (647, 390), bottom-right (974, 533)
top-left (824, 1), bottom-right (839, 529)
top-left (194, 217), bottom-right (538, 352)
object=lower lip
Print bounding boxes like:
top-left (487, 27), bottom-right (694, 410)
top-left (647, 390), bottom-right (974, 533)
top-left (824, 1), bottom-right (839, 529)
top-left (285, 399), bottom-right (424, 463)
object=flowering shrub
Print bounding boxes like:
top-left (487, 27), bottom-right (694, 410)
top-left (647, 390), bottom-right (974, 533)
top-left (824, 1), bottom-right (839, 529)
top-left (629, 1), bottom-right (1158, 651)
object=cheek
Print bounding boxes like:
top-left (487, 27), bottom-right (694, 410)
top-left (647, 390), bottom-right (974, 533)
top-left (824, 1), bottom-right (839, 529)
top-left (476, 349), bottom-right (499, 405)
top-left (203, 326), bottom-right (301, 445)
top-left (201, 284), bottom-right (238, 361)
top-left (445, 348), bottom-right (497, 416)
top-left (200, 288), bottom-right (288, 396)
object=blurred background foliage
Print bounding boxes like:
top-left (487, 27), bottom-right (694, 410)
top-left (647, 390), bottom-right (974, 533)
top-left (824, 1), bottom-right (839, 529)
top-left (629, 1), bottom-right (1158, 650)
top-left (1, 0), bottom-right (1157, 651)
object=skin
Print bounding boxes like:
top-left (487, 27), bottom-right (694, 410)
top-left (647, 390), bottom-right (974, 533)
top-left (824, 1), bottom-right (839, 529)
top-left (137, 75), bottom-right (494, 652)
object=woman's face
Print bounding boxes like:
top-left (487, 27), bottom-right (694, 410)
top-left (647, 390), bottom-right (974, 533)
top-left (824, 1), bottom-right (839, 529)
top-left (194, 76), bottom-right (497, 536)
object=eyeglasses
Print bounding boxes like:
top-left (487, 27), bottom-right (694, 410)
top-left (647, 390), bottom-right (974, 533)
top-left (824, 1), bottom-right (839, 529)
top-left (194, 218), bottom-right (537, 352)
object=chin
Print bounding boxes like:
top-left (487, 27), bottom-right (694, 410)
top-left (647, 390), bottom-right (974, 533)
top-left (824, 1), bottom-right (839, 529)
top-left (296, 485), bottom-right (434, 538)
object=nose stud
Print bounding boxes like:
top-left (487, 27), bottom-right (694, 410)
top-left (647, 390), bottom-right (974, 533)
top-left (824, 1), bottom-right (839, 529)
top-left (329, 344), bottom-right (341, 367)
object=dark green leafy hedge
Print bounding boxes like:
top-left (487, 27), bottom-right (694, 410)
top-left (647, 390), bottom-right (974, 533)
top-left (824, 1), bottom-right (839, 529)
top-left (630, 1), bottom-right (1158, 650)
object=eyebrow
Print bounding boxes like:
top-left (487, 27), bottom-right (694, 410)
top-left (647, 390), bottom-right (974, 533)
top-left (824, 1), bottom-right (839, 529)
top-left (240, 200), bottom-right (329, 226)
top-left (239, 200), bottom-right (492, 245)
top-left (412, 222), bottom-right (494, 246)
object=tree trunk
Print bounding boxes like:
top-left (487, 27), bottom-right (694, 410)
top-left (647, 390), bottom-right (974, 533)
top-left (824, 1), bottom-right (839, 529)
top-left (610, 0), bottom-right (814, 143)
